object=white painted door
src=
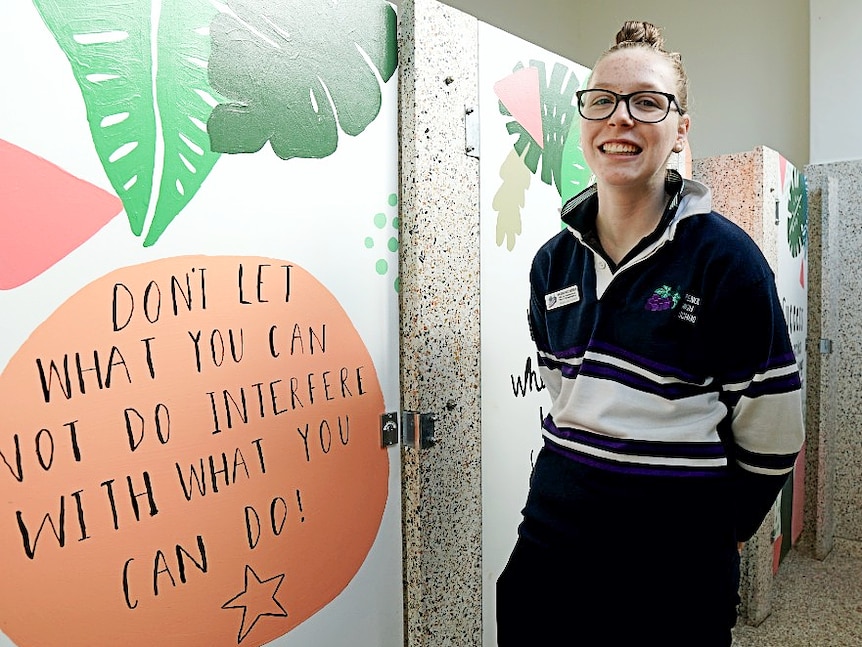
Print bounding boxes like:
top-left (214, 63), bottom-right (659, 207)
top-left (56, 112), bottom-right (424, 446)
top-left (478, 22), bottom-right (592, 647)
top-left (0, 2), bottom-right (402, 646)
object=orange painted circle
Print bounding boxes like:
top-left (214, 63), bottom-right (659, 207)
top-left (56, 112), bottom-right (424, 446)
top-left (0, 256), bottom-right (389, 647)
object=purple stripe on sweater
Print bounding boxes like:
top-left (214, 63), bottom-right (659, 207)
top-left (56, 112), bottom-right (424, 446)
top-left (544, 441), bottom-right (727, 478)
top-left (548, 343), bottom-right (587, 360)
top-left (581, 363), bottom-right (701, 399)
top-left (745, 374), bottom-right (803, 398)
top-left (735, 445), bottom-right (798, 470)
top-left (724, 352), bottom-right (799, 382)
top-left (560, 363), bottom-right (581, 379)
top-left (544, 418), bottom-right (727, 458)
top-left (542, 351), bottom-right (711, 399)
top-left (587, 339), bottom-right (701, 382)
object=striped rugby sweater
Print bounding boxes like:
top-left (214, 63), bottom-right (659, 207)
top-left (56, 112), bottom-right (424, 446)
top-left (528, 171), bottom-right (805, 540)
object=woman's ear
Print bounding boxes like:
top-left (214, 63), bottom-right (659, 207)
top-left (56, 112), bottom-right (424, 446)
top-left (674, 114), bottom-right (691, 153)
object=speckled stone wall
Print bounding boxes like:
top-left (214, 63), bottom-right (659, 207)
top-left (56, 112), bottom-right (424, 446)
top-left (398, 1), bottom-right (482, 645)
top-left (693, 147), bottom-right (784, 626)
top-left (693, 150), bottom-right (765, 249)
top-left (804, 161), bottom-right (862, 545)
top-left (797, 173), bottom-right (838, 562)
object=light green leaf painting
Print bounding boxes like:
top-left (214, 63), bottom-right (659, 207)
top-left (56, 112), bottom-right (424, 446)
top-left (560, 73), bottom-right (593, 204)
top-left (207, 0), bottom-right (398, 160)
top-left (33, 0), bottom-right (223, 247)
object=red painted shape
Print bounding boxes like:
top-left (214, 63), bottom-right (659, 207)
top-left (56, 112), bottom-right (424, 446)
top-left (493, 66), bottom-right (544, 148)
top-left (772, 534), bottom-right (783, 574)
top-left (0, 139), bottom-right (122, 289)
top-left (800, 258), bottom-right (806, 288)
top-left (791, 445), bottom-right (806, 545)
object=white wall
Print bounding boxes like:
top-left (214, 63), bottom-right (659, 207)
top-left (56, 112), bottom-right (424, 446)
top-left (437, 0), bottom-right (810, 168)
top-left (810, 0), bottom-right (862, 164)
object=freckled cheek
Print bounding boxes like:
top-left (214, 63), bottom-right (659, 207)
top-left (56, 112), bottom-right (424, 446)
top-left (579, 124), bottom-right (601, 156)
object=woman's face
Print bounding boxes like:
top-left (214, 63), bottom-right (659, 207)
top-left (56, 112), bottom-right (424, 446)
top-left (580, 48), bottom-right (690, 192)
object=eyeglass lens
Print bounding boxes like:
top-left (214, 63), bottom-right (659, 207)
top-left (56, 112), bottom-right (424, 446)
top-left (578, 90), bottom-right (672, 123)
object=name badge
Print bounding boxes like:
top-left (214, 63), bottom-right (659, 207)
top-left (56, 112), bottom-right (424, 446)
top-left (545, 285), bottom-right (580, 310)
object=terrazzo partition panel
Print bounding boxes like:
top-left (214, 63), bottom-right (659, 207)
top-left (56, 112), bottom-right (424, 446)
top-left (796, 172), bottom-right (838, 562)
top-left (804, 161), bottom-right (862, 545)
top-left (398, 1), bottom-right (483, 645)
top-left (693, 147), bottom-right (809, 626)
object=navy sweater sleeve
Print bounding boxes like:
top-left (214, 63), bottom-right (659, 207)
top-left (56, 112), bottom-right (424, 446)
top-left (708, 245), bottom-right (805, 542)
top-left (732, 466), bottom-right (791, 541)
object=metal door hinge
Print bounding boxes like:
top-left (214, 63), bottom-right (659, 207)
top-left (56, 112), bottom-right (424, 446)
top-left (402, 411), bottom-right (437, 450)
top-left (380, 411), bottom-right (437, 449)
top-left (820, 338), bottom-right (833, 354)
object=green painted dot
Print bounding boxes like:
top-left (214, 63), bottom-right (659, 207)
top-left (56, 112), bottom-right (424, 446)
top-left (374, 213), bottom-right (387, 228)
top-left (364, 237), bottom-right (375, 249)
top-left (394, 276), bottom-right (400, 293)
top-left (387, 237), bottom-right (399, 253)
top-left (388, 193), bottom-right (398, 206)
top-left (392, 216), bottom-right (400, 229)
top-left (375, 259), bottom-right (388, 275)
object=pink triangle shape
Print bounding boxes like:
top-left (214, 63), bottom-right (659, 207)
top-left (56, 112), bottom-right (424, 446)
top-left (779, 155), bottom-right (788, 190)
top-left (0, 139), bottom-right (122, 289)
top-left (494, 67), bottom-right (544, 148)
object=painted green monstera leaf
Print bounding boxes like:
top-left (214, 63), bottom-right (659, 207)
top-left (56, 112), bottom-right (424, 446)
top-left (501, 60), bottom-right (587, 198)
top-left (34, 0), bottom-right (224, 247)
top-left (207, 0), bottom-right (398, 160)
top-left (787, 167), bottom-right (808, 258)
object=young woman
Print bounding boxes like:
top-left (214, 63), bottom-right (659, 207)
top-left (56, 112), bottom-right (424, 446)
top-left (496, 21), bottom-right (804, 647)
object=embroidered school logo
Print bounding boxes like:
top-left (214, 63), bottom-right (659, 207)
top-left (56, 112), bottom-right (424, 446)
top-left (645, 285), bottom-right (681, 312)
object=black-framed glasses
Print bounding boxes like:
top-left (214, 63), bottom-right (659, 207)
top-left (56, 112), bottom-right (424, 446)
top-left (576, 89), bottom-right (684, 123)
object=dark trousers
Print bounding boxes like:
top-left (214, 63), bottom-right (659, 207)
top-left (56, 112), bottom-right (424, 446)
top-left (496, 449), bottom-right (740, 647)
top-left (497, 535), bottom-right (739, 646)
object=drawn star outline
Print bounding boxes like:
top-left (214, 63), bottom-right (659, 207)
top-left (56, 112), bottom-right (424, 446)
top-left (222, 564), bottom-right (288, 643)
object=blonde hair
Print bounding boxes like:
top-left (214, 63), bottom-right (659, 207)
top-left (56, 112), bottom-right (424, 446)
top-left (597, 20), bottom-right (689, 114)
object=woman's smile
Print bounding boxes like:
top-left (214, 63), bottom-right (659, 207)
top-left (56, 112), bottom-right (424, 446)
top-left (599, 141), bottom-right (642, 155)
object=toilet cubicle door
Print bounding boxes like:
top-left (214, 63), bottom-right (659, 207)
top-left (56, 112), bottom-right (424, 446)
top-left (0, 2), bottom-right (403, 647)
top-left (478, 21), bottom-right (593, 647)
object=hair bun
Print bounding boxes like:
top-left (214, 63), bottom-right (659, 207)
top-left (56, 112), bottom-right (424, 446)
top-left (615, 20), bottom-right (665, 50)
top-left (598, 20), bottom-right (689, 114)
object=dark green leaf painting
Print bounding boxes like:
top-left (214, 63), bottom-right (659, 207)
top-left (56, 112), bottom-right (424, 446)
top-left (207, 0), bottom-right (398, 160)
top-left (501, 60), bottom-right (585, 198)
top-left (492, 59), bottom-right (591, 250)
top-left (32, 0), bottom-right (398, 247)
top-left (33, 0), bottom-right (224, 247)
top-left (787, 166), bottom-right (808, 258)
